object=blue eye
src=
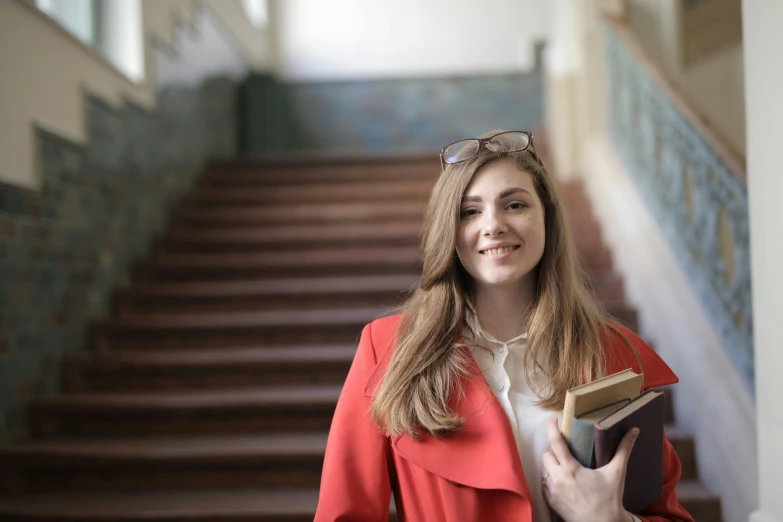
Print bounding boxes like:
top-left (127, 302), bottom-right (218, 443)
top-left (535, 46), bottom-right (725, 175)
top-left (460, 208), bottom-right (479, 218)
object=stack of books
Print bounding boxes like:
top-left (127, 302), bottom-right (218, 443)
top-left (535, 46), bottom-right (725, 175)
top-left (560, 369), bottom-right (666, 513)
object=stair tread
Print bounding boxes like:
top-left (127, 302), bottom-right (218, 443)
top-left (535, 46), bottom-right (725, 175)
top-left (126, 274), bottom-right (419, 297)
top-left (190, 180), bottom-right (432, 201)
top-left (167, 221), bottom-right (422, 243)
top-left (75, 345), bottom-right (357, 367)
top-left (106, 307), bottom-right (390, 329)
top-left (2, 432), bottom-right (327, 459)
top-left (0, 488), bottom-right (320, 517)
top-left (38, 385), bottom-right (342, 409)
top-left (676, 479), bottom-right (719, 499)
top-left (152, 246), bottom-right (421, 267)
top-left (180, 201), bottom-right (424, 223)
top-left (0, 481), bottom-right (715, 517)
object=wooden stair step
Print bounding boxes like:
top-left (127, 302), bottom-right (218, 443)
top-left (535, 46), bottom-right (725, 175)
top-left (602, 300), bottom-right (639, 332)
top-left (0, 433), bottom-right (327, 493)
top-left (161, 221), bottom-right (422, 252)
top-left (65, 345), bottom-right (356, 391)
top-left (187, 180), bottom-right (433, 205)
top-left (92, 308), bottom-right (388, 350)
top-left (134, 247), bottom-right (422, 281)
top-left (115, 274), bottom-right (418, 313)
top-left (175, 201), bottom-right (425, 226)
top-left (204, 155), bottom-right (437, 185)
top-left (587, 272), bottom-right (625, 302)
top-left (0, 489), bottom-right (325, 522)
top-left (676, 480), bottom-right (723, 522)
top-left (32, 386), bottom-right (341, 437)
top-left (665, 426), bottom-right (698, 480)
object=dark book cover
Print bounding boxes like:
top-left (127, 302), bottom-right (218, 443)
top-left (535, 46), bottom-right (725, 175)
top-left (594, 390), bottom-right (665, 513)
top-left (568, 399), bottom-right (631, 468)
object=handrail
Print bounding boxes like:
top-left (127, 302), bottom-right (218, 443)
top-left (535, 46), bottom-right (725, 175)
top-left (605, 16), bottom-right (746, 186)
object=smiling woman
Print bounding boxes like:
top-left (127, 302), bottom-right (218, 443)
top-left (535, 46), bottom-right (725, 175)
top-left (314, 131), bottom-right (694, 522)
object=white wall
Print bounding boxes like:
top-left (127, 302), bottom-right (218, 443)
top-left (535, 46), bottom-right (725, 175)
top-left (625, 0), bottom-right (746, 157)
top-left (154, 5), bottom-right (249, 87)
top-left (271, 0), bottom-right (553, 81)
top-left (743, 2), bottom-right (783, 521)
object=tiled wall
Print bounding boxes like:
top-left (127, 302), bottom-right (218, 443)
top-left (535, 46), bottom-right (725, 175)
top-left (240, 70), bottom-right (544, 155)
top-left (0, 77), bottom-right (238, 442)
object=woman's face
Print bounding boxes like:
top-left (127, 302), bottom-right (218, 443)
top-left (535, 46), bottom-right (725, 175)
top-left (455, 158), bottom-right (546, 291)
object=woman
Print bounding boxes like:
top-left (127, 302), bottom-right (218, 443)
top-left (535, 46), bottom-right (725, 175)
top-left (314, 131), bottom-right (694, 522)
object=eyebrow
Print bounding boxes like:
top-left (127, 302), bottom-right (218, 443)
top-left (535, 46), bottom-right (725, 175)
top-left (461, 187), bottom-right (532, 203)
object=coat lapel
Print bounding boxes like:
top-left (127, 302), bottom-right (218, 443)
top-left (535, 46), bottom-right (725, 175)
top-left (364, 337), bottom-right (531, 499)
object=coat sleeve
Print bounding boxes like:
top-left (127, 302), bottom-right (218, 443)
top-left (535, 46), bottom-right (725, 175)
top-left (314, 321), bottom-right (393, 521)
top-left (634, 428), bottom-right (694, 522)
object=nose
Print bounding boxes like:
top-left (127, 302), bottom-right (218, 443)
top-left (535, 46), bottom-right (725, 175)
top-left (482, 209), bottom-right (507, 236)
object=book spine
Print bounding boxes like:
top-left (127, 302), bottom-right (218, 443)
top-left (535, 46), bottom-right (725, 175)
top-left (568, 418), bottom-right (596, 468)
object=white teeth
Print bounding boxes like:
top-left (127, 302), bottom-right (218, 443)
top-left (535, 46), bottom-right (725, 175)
top-left (483, 246), bottom-right (517, 255)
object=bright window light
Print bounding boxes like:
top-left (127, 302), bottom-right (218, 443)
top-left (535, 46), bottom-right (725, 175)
top-left (242, 0), bottom-right (268, 28)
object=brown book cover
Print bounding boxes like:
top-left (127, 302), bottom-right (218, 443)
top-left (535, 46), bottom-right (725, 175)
top-left (594, 390), bottom-right (665, 513)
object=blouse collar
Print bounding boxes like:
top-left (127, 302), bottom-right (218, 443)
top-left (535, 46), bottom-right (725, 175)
top-left (464, 299), bottom-right (528, 347)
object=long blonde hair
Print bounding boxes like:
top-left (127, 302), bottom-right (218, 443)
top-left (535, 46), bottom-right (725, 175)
top-left (371, 134), bottom-right (631, 439)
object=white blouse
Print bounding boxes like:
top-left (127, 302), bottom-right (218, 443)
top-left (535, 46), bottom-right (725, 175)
top-left (463, 303), bottom-right (641, 522)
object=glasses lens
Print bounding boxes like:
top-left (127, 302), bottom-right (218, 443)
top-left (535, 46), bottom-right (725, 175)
top-left (489, 132), bottom-right (530, 152)
top-left (443, 140), bottom-right (480, 164)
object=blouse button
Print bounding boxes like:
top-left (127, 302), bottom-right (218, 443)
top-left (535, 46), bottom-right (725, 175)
top-left (499, 345), bottom-right (506, 353)
top-left (496, 383), bottom-right (505, 392)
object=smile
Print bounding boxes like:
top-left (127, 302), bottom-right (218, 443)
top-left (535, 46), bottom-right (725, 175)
top-left (480, 245), bottom-right (520, 255)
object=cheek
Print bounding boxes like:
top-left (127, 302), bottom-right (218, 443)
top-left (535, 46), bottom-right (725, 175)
top-left (455, 223), bottom-right (476, 256)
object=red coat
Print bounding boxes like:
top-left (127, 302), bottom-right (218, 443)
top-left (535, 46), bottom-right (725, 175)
top-left (315, 314), bottom-right (694, 522)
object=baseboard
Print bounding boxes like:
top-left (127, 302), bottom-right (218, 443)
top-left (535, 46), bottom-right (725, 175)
top-left (581, 134), bottom-right (757, 522)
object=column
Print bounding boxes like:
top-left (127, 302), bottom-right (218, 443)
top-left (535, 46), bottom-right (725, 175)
top-left (743, 1), bottom-right (783, 521)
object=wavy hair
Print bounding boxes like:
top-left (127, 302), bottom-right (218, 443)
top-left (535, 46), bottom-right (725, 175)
top-left (371, 132), bottom-right (635, 439)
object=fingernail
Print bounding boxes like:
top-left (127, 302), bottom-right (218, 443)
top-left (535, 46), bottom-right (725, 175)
top-left (632, 428), bottom-right (641, 439)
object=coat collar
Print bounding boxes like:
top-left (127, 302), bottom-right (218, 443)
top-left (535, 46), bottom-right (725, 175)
top-left (363, 318), bottom-right (531, 499)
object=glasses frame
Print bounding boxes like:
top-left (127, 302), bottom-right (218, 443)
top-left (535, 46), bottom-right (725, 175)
top-left (439, 130), bottom-right (543, 170)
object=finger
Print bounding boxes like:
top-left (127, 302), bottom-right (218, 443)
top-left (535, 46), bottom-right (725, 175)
top-left (542, 450), bottom-right (560, 472)
top-left (609, 427), bottom-right (640, 476)
top-left (547, 416), bottom-right (579, 470)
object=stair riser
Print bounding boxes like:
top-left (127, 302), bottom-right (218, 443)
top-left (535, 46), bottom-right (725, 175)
top-left (203, 162), bottom-right (437, 185)
top-left (114, 291), bottom-right (409, 314)
top-left (133, 262), bottom-right (422, 282)
top-left (172, 205), bottom-right (425, 227)
top-left (1, 461), bottom-right (324, 494)
top-left (117, 287), bottom-right (623, 313)
top-left (31, 408), bottom-right (336, 438)
top-left (91, 326), bottom-right (365, 352)
top-left (64, 363), bottom-right (352, 392)
top-left (0, 514), bottom-right (326, 522)
top-left (157, 238), bottom-right (420, 254)
top-left (678, 498), bottom-right (722, 522)
top-left (185, 189), bottom-right (432, 206)
top-left (670, 436), bottom-right (697, 480)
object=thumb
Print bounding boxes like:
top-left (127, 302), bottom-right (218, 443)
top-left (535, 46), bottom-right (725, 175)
top-left (609, 427), bottom-right (640, 476)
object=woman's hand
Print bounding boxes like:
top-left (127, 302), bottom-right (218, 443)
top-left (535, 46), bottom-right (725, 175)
top-left (541, 416), bottom-right (638, 522)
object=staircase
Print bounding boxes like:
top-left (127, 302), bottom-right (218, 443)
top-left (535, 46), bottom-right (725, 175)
top-left (0, 156), bottom-right (722, 521)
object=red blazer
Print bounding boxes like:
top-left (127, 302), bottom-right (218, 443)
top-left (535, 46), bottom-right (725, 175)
top-left (315, 314), bottom-right (694, 522)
